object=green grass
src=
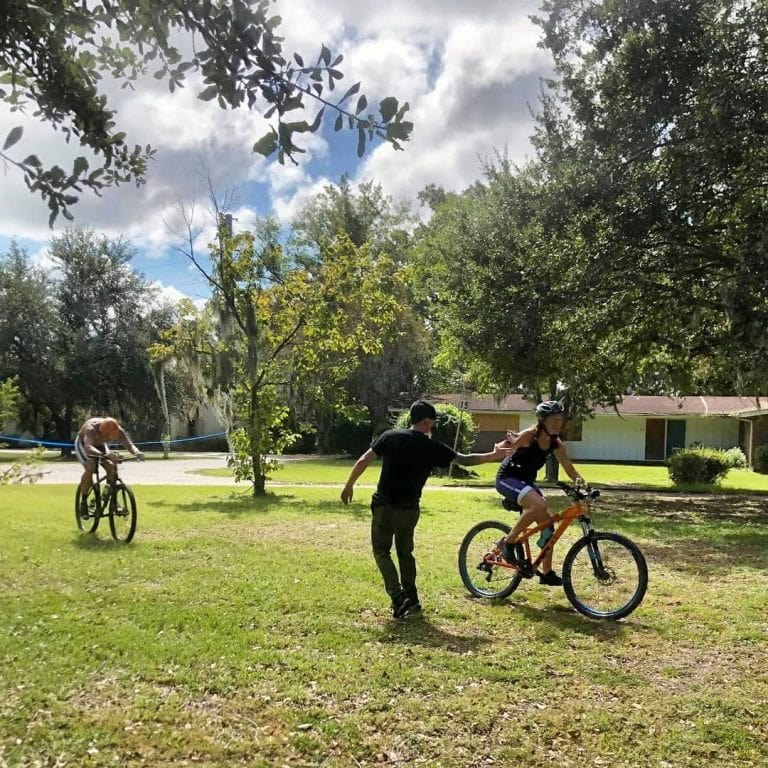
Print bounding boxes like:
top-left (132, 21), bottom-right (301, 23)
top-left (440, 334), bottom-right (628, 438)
top-left (2, 484), bottom-right (768, 766)
top-left (195, 457), bottom-right (768, 494)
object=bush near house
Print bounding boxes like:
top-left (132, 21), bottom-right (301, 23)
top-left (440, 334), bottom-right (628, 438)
top-left (667, 447), bottom-right (732, 485)
top-left (754, 445), bottom-right (768, 474)
top-left (722, 446), bottom-right (748, 469)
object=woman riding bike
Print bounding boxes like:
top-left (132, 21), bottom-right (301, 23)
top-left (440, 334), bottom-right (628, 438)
top-left (496, 400), bottom-right (584, 586)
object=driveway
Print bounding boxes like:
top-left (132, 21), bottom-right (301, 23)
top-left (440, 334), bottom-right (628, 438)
top-left (37, 454), bottom-right (236, 486)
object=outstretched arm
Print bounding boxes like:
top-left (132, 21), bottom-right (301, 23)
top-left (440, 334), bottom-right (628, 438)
top-left (116, 425), bottom-right (142, 456)
top-left (454, 439), bottom-right (514, 466)
top-left (341, 448), bottom-right (376, 504)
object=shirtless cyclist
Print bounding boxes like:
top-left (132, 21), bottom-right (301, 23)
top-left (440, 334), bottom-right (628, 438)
top-left (75, 417), bottom-right (143, 513)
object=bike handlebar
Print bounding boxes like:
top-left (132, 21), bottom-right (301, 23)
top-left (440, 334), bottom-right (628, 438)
top-left (557, 481), bottom-right (600, 501)
top-left (88, 452), bottom-right (145, 463)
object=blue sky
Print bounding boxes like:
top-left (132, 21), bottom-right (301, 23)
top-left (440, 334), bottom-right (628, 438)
top-left (0, 0), bottom-right (550, 307)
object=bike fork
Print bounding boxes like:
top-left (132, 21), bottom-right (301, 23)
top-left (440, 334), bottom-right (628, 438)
top-left (580, 519), bottom-right (607, 577)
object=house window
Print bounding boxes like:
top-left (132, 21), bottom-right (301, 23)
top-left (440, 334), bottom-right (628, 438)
top-left (564, 417), bottom-right (582, 441)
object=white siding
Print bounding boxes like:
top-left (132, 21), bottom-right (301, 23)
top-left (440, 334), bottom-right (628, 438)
top-left (565, 414), bottom-right (647, 461)
top-left (686, 417), bottom-right (739, 449)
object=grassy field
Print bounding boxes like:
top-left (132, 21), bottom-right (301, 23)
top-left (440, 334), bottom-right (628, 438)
top-left (194, 457), bottom-right (768, 493)
top-left (2, 484), bottom-right (767, 767)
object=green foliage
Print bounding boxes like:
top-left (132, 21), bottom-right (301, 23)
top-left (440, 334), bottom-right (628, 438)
top-left (290, 175), bottom-right (431, 432)
top-left (0, 231), bottom-right (174, 443)
top-left (527, 0), bottom-right (768, 396)
top-left (722, 447), bottom-right (748, 470)
top-left (394, 403), bottom-right (477, 454)
top-left (755, 445), bottom-right (768, 475)
top-left (0, 445), bottom-right (46, 485)
top-left (163, 221), bottom-right (405, 494)
top-left (667, 447), bottom-right (732, 486)
top-left (1, 0), bottom-right (411, 225)
top-left (321, 406), bottom-right (372, 456)
top-left (0, 377), bottom-right (19, 428)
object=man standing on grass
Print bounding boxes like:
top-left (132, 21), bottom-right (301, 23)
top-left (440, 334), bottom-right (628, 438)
top-left (341, 399), bottom-right (513, 619)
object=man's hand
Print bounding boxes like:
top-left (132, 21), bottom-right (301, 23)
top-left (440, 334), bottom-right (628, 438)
top-left (340, 485), bottom-right (353, 505)
top-left (492, 440), bottom-right (515, 458)
top-left (133, 451), bottom-right (145, 462)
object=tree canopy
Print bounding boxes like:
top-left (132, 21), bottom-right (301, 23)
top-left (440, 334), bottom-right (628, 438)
top-left (1, 0), bottom-right (412, 225)
top-left (412, 0), bottom-right (768, 407)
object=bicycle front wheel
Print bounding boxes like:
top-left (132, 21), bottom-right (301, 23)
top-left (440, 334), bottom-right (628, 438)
top-left (563, 532), bottom-right (648, 620)
top-left (75, 486), bottom-right (99, 533)
top-left (109, 483), bottom-right (137, 543)
top-left (458, 520), bottom-right (523, 599)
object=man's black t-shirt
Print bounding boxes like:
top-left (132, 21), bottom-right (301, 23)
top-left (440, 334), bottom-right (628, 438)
top-left (371, 428), bottom-right (456, 508)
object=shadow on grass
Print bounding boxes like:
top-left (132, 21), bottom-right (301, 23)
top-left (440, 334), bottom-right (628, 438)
top-left (601, 493), bottom-right (768, 524)
top-left (572, 494), bottom-right (768, 576)
top-left (150, 491), bottom-right (291, 516)
top-left (147, 493), bottom-right (372, 522)
top-left (497, 600), bottom-right (656, 639)
top-left (71, 532), bottom-right (130, 551)
top-left (374, 614), bottom-right (492, 654)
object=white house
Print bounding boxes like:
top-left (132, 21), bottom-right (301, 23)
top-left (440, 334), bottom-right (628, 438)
top-left (431, 394), bottom-right (768, 465)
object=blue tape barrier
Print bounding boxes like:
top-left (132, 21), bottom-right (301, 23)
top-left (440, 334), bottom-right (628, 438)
top-left (0, 431), bottom-right (228, 449)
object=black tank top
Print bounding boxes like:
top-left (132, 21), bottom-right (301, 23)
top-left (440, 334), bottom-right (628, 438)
top-left (496, 429), bottom-right (562, 485)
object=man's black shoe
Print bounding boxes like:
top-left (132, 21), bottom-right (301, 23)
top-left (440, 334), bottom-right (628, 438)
top-left (539, 570), bottom-right (563, 587)
top-left (392, 595), bottom-right (412, 619)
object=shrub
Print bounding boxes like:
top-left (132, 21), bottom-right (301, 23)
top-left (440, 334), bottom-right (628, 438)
top-left (321, 406), bottom-right (373, 456)
top-left (667, 447), bottom-right (732, 485)
top-left (754, 445), bottom-right (768, 474)
top-left (722, 446), bottom-right (748, 469)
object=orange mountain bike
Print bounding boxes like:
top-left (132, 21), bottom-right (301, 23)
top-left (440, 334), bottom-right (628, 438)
top-left (458, 482), bottom-right (648, 620)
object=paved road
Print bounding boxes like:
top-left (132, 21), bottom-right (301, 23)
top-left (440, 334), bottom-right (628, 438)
top-left (37, 454), bottom-right (237, 486)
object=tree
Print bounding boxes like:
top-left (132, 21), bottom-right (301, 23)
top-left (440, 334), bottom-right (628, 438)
top-left (410, 160), bottom-right (569, 403)
top-left (290, 175), bottom-right (431, 433)
top-left (1, 0), bottom-right (413, 225)
top-left (0, 231), bottom-right (173, 446)
top-left (529, 0), bottom-right (768, 396)
top-left (160, 203), bottom-right (404, 494)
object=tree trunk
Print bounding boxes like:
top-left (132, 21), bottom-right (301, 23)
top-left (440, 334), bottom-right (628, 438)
top-left (544, 381), bottom-right (560, 481)
top-left (246, 301), bottom-right (266, 496)
top-left (545, 453), bottom-right (560, 482)
top-left (55, 405), bottom-right (73, 458)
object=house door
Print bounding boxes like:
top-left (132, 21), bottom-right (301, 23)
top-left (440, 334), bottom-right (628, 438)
top-left (645, 419), bottom-right (666, 460)
top-left (666, 420), bottom-right (686, 456)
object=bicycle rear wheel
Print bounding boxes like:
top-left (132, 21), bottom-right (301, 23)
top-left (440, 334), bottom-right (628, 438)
top-left (109, 483), bottom-right (137, 543)
top-left (562, 532), bottom-right (647, 620)
top-left (75, 486), bottom-right (99, 533)
top-left (458, 520), bottom-right (523, 599)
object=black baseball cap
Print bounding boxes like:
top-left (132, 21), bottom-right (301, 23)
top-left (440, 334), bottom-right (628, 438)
top-left (409, 399), bottom-right (438, 424)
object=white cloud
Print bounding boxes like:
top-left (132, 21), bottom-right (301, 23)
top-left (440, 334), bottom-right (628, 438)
top-left (1, 0), bottom-right (552, 254)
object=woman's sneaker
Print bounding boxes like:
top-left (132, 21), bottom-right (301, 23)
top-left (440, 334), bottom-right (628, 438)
top-left (496, 538), bottom-right (523, 567)
top-left (539, 570), bottom-right (563, 587)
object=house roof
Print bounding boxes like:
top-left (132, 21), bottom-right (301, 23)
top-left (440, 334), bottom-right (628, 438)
top-left (429, 394), bottom-right (768, 417)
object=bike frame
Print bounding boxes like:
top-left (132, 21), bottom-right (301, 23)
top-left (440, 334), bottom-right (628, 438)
top-left (490, 495), bottom-right (597, 574)
top-left (88, 455), bottom-right (127, 517)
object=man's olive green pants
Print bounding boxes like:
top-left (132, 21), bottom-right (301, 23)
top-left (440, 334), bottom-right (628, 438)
top-left (371, 503), bottom-right (420, 602)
